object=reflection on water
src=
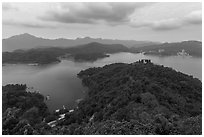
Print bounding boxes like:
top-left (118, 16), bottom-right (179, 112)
top-left (2, 53), bottom-right (202, 111)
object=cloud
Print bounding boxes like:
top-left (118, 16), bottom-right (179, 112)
top-left (130, 10), bottom-right (202, 31)
top-left (152, 18), bottom-right (182, 30)
top-left (39, 2), bottom-right (153, 25)
top-left (3, 20), bottom-right (56, 29)
top-left (130, 19), bottom-right (182, 31)
top-left (2, 3), bottom-right (18, 11)
top-left (183, 10), bottom-right (202, 25)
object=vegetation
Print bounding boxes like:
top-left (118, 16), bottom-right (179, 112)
top-left (2, 84), bottom-right (50, 134)
top-left (72, 53), bottom-right (109, 62)
top-left (2, 62), bottom-right (202, 134)
top-left (72, 61), bottom-right (201, 134)
top-left (3, 49), bottom-right (61, 64)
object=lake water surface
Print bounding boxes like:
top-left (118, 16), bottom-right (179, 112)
top-left (2, 53), bottom-right (202, 111)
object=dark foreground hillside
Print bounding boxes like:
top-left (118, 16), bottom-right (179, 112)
top-left (2, 84), bottom-right (50, 135)
top-left (2, 61), bottom-right (202, 135)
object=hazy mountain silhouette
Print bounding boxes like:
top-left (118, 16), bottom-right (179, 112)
top-left (131, 41), bottom-right (202, 57)
top-left (68, 42), bottom-right (129, 54)
top-left (2, 33), bottom-right (159, 51)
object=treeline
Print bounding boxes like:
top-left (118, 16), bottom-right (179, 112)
top-left (3, 50), bottom-right (61, 64)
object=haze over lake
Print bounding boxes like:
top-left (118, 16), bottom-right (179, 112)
top-left (2, 52), bottom-right (202, 111)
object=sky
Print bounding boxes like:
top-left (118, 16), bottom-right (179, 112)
top-left (2, 2), bottom-right (202, 42)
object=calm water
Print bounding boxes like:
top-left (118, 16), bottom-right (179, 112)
top-left (2, 53), bottom-right (202, 111)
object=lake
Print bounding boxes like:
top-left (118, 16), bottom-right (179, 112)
top-left (2, 52), bottom-right (202, 112)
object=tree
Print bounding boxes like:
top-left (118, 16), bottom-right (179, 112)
top-left (22, 107), bottom-right (41, 125)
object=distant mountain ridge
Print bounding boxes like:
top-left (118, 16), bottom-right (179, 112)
top-left (2, 33), bottom-right (159, 52)
top-left (131, 41), bottom-right (202, 57)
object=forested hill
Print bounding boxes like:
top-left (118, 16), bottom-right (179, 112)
top-left (78, 61), bottom-right (202, 117)
top-left (74, 61), bottom-right (202, 134)
top-left (2, 42), bottom-right (129, 64)
top-left (131, 41), bottom-right (202, 57)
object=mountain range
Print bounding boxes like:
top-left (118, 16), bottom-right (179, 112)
top-left (2, 33), bottom-right (159, 52)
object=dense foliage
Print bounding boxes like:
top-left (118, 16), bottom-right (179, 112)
top-left (2, 84), bottom-right (50, 134)
top-left (2, 62), bottom-right (202, 134)
top-left (70, 61), bottom-right (201, 134)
